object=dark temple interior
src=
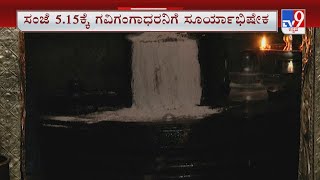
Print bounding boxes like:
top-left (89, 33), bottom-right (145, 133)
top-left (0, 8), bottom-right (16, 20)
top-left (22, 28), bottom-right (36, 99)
top-left (24, 32), bottom-right (302, 180)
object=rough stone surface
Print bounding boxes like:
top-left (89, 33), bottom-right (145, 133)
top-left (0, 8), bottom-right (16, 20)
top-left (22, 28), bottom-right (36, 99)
top-left (314, 28), bottom-right (320, 180)
top-left (299, 28), bottom-right (316, 180)
top-left (0, 28), bottom-right (21, 180)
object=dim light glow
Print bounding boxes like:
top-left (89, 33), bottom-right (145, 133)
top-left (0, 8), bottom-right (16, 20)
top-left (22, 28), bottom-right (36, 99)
top-left (260, 36), bottom-right (270, 50)
top-left (287, 60), bottom-right (294, 73)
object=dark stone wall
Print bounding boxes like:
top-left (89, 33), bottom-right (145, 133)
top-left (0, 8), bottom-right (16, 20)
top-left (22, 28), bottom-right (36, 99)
top-left (25, 33), bottom-right (133, 114)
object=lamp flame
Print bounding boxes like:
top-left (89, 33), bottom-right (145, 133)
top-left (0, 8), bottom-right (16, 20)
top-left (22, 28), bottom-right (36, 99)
top-left (260, 36), bottom-right (270, 50)
top-left (283, 35), bottom-right (292, 51)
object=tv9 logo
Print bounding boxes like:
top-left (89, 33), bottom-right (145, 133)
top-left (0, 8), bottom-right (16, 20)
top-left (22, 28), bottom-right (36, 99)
top-left (281, 9), bottom-right (306, 34)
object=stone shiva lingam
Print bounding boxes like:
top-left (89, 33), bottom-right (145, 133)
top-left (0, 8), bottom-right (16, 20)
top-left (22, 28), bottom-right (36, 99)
top-left (228, 34), bottom-right (302, 114)
top-left (228, 50), bottom-right (268, 102)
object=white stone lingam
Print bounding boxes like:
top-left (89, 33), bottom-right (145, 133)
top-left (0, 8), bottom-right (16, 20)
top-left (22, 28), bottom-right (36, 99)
top-left (127, 32), bottom-right (202, 111)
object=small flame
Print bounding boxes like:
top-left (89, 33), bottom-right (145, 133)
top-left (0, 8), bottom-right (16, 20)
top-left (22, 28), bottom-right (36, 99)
top-left (260, 36), bottom-right (270, 50)
top-left (287, 60), bottom-right (294, 73)
top-left (283, 35), bottom-right (293, 51)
